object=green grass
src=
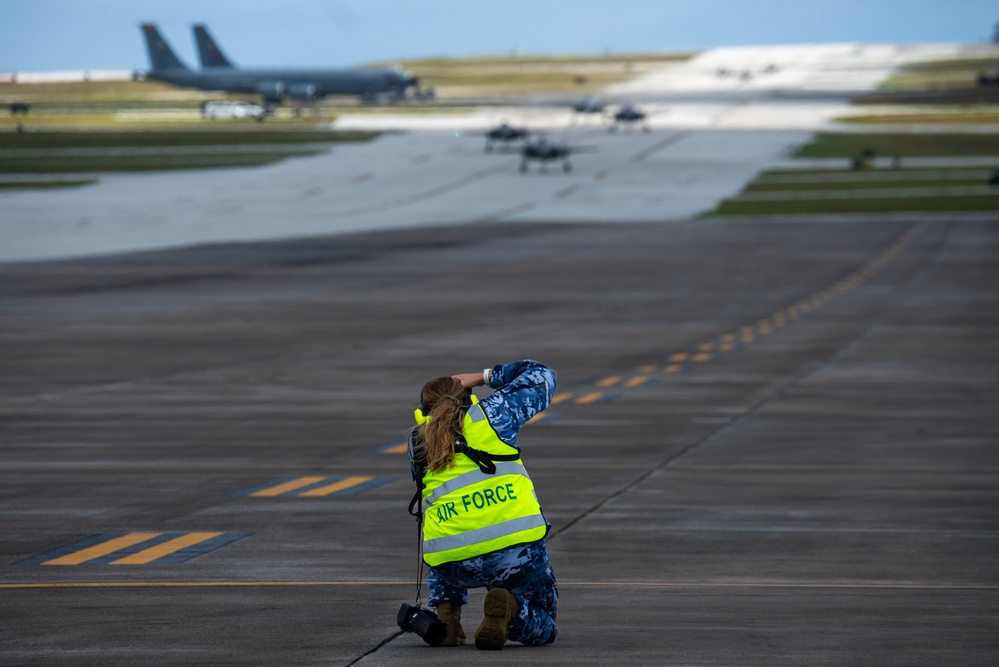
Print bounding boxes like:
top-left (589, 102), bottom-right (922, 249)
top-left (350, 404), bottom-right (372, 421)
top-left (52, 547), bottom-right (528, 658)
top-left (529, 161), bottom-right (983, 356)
top-left (878, 57), bottom-right (999, 91)
top-left (852, 55), bottom-right (999, 108)
top-left (391, 52), bottom-right (693, 95)
top-left (708, 195), bottom-right (999, 216)
top-left (0, 130), bottom-right (377, 149)
top-left (0, 151), bottom-right (323, 174)
top-left (840, 109), bottom-right (999, 124)
top-left (0, 178), bottom-right (97, 190)
top-left (759, 167), bottom-right (992, 179)
top-left (706, 164), bottom-right (999, 216)
top-left (743, 179), bottom-right (988, 192)
top-left (795, 133), bottom-right (999, 158)
top-left (0, 128), bottom-right (378, 173)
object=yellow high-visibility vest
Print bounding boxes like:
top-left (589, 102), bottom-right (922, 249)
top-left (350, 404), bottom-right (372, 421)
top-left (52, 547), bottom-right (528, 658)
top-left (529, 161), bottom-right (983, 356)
top-left (417, 395), bottom-right (549, 567)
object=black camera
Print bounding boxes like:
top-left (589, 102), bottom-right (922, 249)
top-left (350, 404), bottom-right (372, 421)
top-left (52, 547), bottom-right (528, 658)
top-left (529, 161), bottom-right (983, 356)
top-left (397, 603), bottom-right (448, 646)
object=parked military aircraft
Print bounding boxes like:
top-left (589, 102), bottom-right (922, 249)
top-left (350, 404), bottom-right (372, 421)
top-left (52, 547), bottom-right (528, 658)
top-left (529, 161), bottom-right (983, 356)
top-left (484, 123), bottom-right (530, 152)
top-left (572, 96), bottom-right (608, 114)
top-left (192, 24), bottom-right (234, 70)
top-left (609, 103), bottom-right (650, 132)
top-left (520, 136), bottom-right (573, 173)
top-left (139, 23), bottom-right (419, 107)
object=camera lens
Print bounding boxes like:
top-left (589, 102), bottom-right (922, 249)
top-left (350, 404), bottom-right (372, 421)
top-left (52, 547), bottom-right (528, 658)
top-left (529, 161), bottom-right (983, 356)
top-left (397, 603), bottom-right (448, 646)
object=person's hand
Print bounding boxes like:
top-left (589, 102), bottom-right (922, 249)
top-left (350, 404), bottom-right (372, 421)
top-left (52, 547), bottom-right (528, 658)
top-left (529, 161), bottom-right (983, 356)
top-left (452, 373), bottom-right (484, 388)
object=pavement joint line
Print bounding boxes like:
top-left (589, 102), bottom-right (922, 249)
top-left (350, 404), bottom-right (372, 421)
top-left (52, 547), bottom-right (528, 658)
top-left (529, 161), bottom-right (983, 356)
top-left (630, 130), bottom-right (691, 162)
top-left (3, 580), bottom-right (996, 591)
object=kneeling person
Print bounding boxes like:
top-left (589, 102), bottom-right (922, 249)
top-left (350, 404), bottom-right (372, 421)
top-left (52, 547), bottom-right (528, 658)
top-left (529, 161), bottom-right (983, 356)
top-left (408, 360), bottom-right (559, 649)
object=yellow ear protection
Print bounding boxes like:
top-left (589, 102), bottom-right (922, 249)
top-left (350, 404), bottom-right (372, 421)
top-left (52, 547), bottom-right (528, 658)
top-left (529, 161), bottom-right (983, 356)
top-left (414, 407), bottom-right (430, 425)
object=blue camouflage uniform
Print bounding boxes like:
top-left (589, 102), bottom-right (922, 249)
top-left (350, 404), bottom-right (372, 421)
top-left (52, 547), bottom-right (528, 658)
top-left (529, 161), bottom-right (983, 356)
top-left (410, 359), bottom-right (559, 646)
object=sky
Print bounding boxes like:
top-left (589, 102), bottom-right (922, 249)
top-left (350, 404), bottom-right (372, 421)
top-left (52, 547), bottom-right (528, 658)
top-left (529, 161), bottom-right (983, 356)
top-left (1, 0), bottom-right (996, 72)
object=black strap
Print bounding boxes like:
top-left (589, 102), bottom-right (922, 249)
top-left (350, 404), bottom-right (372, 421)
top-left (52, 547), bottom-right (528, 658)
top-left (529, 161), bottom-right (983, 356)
top-left (454, 434), bottom-right (520, 475)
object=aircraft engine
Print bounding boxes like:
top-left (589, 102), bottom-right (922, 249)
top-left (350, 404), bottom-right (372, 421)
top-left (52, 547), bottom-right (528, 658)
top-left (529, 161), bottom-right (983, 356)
top-left (255, 81), bottom-right (286, 103)
top-left (286, 83), bottom-right (318, 101)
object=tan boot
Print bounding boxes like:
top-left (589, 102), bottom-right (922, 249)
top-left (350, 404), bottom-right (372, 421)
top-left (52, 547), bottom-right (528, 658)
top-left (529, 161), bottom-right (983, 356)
top-left (434, 601), bottom-right (465, 646)
top-left (474, 588), bottom-right (518, 650)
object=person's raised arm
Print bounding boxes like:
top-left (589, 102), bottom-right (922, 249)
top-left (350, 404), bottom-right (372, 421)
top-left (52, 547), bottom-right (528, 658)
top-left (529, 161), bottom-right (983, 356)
top-left (474, 360), bottom-right (557, 447)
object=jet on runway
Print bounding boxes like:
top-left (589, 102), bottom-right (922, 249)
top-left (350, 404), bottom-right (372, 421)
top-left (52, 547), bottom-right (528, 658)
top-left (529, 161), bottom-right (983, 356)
top-left (520, 136), bottom-right (572, 173)
top-left (484, 123), bottom-right (530, 152)
top-left (572, 96), bottom-right (607, 114)
top-left (140, 23), bottom-right (419, 107)
top-left (609, 103), bottom-right (650, 132)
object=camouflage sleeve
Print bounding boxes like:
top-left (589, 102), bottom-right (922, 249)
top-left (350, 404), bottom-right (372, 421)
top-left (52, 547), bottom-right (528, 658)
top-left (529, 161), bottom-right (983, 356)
top-left (480, 360), bottom-right (557, 447)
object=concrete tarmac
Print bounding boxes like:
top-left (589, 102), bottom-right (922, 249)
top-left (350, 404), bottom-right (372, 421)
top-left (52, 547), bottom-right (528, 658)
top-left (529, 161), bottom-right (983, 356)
top-left (2, 216), bottom-right (997, 665)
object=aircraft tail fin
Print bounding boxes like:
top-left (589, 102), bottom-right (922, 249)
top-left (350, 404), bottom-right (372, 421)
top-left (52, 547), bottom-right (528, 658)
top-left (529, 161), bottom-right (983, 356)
top-left (193, 24), bottom-right (236, 69)
top-left (141, 23), bottom-right (190, 71)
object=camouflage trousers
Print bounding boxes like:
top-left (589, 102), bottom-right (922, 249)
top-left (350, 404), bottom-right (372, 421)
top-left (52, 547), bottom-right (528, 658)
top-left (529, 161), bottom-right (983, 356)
top-left (427, 539), bottom-right (558, 646)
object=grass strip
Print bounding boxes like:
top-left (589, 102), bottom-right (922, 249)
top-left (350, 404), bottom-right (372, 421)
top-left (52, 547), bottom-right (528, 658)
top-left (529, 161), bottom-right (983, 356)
top-left (795, 133), bottom-right (999, 158)
top-left (0, 151), bottom-right (322, 174)
top-left (0, 130), bottom-right (377, 149)
top-left (877, 57), bottom-right (999, 91)
top-left (0, 178), bottom-right (97, 190)
top-left (744, 179), bottom-right (990, 192)
top-left (840, 111), bottom-right (999, 125)
top-left (707, 195), bottom-right (999, 216)
top-left (759, 168), bottom-right (993, 180)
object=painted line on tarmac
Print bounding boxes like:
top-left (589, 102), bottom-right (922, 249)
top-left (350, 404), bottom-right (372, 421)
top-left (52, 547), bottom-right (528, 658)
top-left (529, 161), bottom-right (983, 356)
top-left (569, 219), bottom-right (935, 403)
top-left (377, 442), bottom-right (408, 454)
top-left (3, 580), bottom-right (996, 591)
top-left (236, 475), bottom-right (393, 497)
top-left (19, 532), bottom-right (249, 566)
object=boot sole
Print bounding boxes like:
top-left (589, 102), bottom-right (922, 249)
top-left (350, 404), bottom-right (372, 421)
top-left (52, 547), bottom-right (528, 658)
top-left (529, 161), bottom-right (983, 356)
top-left (475, 589), bottom-right (515, 650)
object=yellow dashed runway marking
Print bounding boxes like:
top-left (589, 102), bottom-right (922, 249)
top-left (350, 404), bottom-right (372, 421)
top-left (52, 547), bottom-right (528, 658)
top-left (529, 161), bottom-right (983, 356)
top-left (21, 532), bottom-right (249, 566)
top-left (527, 220), bottom-right (935, 421)
top-left (239, 476), bottom-right (393, 497)
top-left (111, 533), bottom-right (224, 565)
top-left (42, 533), bottom-right (161, 566)
top-left (575, 393), bottom-right (605, 405)
top-left (249, 476), bottom-right (326, 497)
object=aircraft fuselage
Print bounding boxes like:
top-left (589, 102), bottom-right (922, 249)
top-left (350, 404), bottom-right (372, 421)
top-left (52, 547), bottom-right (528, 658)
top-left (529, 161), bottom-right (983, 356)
top-left (147, 67), bottom-right (414, 102)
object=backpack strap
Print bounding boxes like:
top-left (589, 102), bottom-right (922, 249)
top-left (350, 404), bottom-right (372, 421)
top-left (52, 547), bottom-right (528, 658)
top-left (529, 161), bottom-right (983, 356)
top-left (453, 433), bottom-right (520, 475)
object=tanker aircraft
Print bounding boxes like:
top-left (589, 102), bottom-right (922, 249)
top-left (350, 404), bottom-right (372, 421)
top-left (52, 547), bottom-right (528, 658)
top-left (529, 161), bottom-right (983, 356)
top-left (140, 23), bottom-right (419, 106)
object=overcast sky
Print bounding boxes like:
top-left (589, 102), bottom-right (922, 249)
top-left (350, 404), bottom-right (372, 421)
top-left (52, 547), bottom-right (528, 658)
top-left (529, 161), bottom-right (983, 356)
top-left (1, 0), bottom-right (996, 71)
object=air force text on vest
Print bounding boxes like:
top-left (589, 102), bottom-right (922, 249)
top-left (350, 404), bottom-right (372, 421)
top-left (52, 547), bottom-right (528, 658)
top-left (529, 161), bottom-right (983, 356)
top-left (433, 483), bottom-right (519, 524)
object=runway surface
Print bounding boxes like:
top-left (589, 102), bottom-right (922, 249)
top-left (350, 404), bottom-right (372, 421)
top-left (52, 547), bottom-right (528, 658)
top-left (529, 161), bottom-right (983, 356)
top-left (2, 215), bottom-right (997, 665)
top-left (2, 43), bottom-right (997, 665)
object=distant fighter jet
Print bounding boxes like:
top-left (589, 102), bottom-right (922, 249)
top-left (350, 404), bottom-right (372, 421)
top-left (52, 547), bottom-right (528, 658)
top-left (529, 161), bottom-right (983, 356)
top-left (572, 96), bottom-right (608, 114)
top-left (609, 104), bottom-right (650, 132)
top-left (484, 123), bottom-right (530, 152)
top-left (520, 136), bottom-right (573, 173)
top-left (139, 24), bottom-right (419, 107)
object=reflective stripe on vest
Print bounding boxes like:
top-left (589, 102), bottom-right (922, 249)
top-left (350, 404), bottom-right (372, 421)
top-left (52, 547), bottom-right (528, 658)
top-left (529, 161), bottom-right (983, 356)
top-left (423, 514), bottom-right (549, 556)
top-left (419, 394), bottom-right (548, 566)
